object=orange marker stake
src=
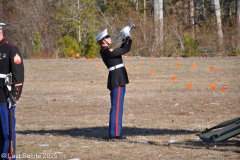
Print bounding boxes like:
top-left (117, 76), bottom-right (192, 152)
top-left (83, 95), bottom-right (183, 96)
top-left (192, 63), bottom-right (197, 68)
top-left (221, 86), bottom-right (227, 92)
top-left (135, 65), bottom-right (140, 70)
top-left (171, 77), bottom-right (176, 82)
top-left (187, 83), bottom-right (193, 89)
top-left (176, 62), bottom-right (180, 67)
top-left (75, 53), bottom-right (80, 58)
top-left (210, 84), bottom-right (216, 90)
top-left (151, 71), bottom-right (156, 76)
top-left (210, 66), bottom-right (214, 72)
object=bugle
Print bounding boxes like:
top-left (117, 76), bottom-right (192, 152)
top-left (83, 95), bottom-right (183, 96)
top-left (113, 23), bottom-right (136, 46)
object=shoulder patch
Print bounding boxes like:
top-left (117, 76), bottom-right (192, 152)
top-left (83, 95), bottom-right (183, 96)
top-left (14, 53), bottom-right (22, 64)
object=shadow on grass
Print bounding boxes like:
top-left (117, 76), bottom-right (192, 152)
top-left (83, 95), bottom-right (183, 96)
top-left (171, 139), bottom-right (240, 154)
top-left (17, 126), bottom-right (199, 139)
top-left (17, 127), bottom-right (240, 153)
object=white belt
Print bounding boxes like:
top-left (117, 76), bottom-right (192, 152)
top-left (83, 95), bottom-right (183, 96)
top-left (0, 74), bottom-right (7, 78)
top-left (108, 63), bottom-right (125, 71)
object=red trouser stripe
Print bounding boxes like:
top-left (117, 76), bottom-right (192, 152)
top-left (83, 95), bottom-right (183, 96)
top-left (115, 86), bottom-right (121, 136)
top-left (9, 106), bottom-right (14, 159)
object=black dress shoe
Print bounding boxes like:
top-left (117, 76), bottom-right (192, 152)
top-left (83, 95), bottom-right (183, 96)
top-left (110, 136), bottom-right (127, 140)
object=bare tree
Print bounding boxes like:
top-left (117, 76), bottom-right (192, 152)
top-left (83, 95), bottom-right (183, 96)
top-left (1, 0), bottom-right (61, 58)
top-left (153, 0), bottom-right (163, 52)
top-left (189, 0), bottom-right (195, 37)
top-left (237, 0), bottom-right (240, 52)
top-left (0, 1), bottom-right (2, 20)
top-left (214, 0), bottom-right (223, 47)
top-left (144, 0), bottom-right (146, 21)
top-left (131, 0), bottom-right (139, 12)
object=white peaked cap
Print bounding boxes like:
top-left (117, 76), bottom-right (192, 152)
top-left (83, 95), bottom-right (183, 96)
top-left (94, 29), bottom-right (110, 41)
top-left (0, 23), bottom-right (6, 29)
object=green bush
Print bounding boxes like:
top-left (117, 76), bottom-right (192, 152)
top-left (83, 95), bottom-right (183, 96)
top-left (231, 46), bottom-right (240, 56)
top-left (32, 32), bottom-right (41, 56)
top-left (181, 34), bottom-right (200, 57)
top-left (57, 35), bottom-right (80, 58)
top-left (81, 36), bottom-right (99, 58)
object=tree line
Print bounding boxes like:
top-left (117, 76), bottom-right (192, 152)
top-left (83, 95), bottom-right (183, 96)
top-left (1, 0), bottom-right (239, 58)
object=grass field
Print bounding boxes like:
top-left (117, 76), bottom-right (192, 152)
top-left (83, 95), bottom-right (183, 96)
top-left (16, 57), bottom-right (240, 160)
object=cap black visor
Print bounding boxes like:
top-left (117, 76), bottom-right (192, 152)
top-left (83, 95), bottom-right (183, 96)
top-left (102, 34), bottom-right (111, 40)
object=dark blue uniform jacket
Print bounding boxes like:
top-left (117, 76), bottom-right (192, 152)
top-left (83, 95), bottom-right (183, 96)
top-left (0, 38), bottom-right (24, 103)
top-left (100, 38), bottom-right (132, 90)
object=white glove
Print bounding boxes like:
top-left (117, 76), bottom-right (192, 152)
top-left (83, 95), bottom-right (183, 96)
top-left (121, 26), bottom-right (131, 39)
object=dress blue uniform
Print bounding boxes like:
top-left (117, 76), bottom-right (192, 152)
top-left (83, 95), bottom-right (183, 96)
top-left (95, 29), bottom-right (132, 139)
top-left (0, 23), bottom-right (24, 160)
top-left (109, 86), bottom-right (126, 137)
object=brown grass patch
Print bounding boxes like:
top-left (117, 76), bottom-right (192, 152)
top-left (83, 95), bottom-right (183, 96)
top-left (17, 57), bottom-right (240, 159)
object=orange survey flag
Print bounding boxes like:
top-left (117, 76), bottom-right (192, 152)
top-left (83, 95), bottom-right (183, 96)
top-left (151, 71), bottom-right (156, 76)
top-left (187, 83), bottom-right (193, 89)
top-left (171, 77), bottom-right (176, 82)
top-left (210, 84), bottom-right (216, 90)
top-left (210, 66), bottom-right (214, 72)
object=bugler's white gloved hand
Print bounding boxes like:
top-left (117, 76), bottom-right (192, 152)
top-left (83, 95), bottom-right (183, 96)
top-left (121, 26), bottom-right (131, 39)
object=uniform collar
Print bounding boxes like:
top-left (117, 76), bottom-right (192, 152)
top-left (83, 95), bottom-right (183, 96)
top-left (0, 38), bottom-right (7, 46)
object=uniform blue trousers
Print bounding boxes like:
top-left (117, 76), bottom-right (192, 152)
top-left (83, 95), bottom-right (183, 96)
top-left (0, 104), bottom-right (16, 160)
top-left (109, 85), bottom-right (126, 138)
